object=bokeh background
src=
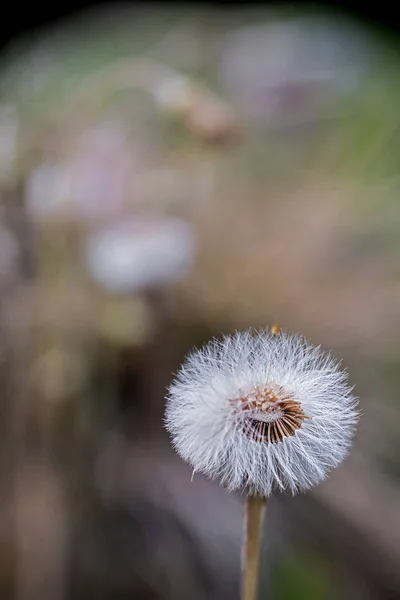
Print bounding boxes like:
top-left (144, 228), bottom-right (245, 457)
top-left (0, 4), bottom-right (399, 599)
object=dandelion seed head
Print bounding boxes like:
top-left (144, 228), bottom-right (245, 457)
top-left (165, 328), bottom-right (359, 496)
top-left (235, 384), bottom-right (308, 444)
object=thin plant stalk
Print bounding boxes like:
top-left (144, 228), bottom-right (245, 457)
top-left (242, 494), bottom-right (266, 600)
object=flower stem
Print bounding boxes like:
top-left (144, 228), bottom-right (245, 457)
top-left (242, 494), bottom-right (266, 600)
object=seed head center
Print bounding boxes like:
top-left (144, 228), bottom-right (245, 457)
top-left (237, 385), bottom-right (309, 444)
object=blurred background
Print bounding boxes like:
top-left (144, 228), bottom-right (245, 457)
top-left (0, 3), bottom-right (399, 599)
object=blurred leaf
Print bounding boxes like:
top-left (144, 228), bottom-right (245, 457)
top-left (270, 547), bottom-right (335, 600)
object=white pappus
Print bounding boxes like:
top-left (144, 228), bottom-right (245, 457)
top-left (165, 328), bottom-right (359, 496)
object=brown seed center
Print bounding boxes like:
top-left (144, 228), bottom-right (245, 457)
top-left (236, 385), bottom-right (309, 443)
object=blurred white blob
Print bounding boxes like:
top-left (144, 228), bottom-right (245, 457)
top-left (25, 123), bottom-right (138, 222)
top-left (153, 75), bottom-right (195, 114)
top-left (219, 16), bottom-right (371, 127)
top-left (83, 217), bottom-right (195, 294)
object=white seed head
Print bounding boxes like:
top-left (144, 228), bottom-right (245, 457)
top-left (165, 328), bottom-right (359, 496)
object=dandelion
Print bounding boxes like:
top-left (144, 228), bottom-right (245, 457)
top-left (165, 326), bottom-right (359, 600)
top-left (166, 327), bottom-right (358, 495)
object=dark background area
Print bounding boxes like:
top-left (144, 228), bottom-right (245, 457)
top-left (1, 2), bottom-right (400, 49)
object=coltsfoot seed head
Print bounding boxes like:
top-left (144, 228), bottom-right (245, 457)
top-left (165, 328), bottom-right (359, 496)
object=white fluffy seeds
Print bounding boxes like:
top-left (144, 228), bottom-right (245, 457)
top-left (165, 329), bottom-right (359, 496)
